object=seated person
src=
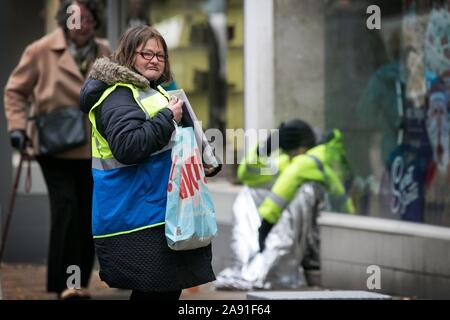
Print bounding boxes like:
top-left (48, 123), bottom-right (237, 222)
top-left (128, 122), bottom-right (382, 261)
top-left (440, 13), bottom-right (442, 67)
top-left (215, 119), bottom-right (354, 290)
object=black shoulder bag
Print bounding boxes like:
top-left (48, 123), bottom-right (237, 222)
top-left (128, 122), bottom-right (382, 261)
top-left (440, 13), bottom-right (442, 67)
top-left (35, 107), bottom-right (87, 156)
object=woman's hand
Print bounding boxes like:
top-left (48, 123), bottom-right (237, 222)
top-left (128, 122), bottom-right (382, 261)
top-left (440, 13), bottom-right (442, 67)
top-left (204, 164), bottom-right (216, 176)
top-left (168, 96), bottom-right (183, 124)
top-left (203, 163), bottom-right (222, 177)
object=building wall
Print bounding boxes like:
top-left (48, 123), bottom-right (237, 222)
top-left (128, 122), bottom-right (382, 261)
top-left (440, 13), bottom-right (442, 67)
top-left (0, 1), bottom-right (46, 261)
top-left (273, 0), bottom-right (325, 130)
top-left (319, 212), bottom-right (450, 299)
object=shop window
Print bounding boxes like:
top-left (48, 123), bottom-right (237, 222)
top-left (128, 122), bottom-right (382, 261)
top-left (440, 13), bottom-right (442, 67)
top-left (129, 0), bottom-right (244, 134)
top-left (327, 0), bottom-right (450, 227)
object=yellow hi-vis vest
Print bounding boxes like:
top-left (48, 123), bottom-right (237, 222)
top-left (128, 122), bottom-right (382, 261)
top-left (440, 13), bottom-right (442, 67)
top-left (88, 83), bottom-right (171, 160)
top-left (237, 146), bottom-right (290, 188)
top-left (88, 83), bottom-right (173, 238)
top-left (259, 129), bottom-right (355, 224)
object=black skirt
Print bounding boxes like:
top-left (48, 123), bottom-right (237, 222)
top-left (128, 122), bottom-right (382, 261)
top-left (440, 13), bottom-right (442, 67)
top-left (94, 225), bottom-right (216, 292)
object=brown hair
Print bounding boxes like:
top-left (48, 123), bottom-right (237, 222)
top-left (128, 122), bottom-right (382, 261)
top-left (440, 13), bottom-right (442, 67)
top-left (113, 25), bottom-right (172, 83)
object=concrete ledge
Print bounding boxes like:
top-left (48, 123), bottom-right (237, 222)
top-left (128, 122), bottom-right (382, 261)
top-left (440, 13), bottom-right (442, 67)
top-left (247, 290), bottom-right (391, 300)
top-left (208, 179), bottom-right (241, 225)
top-left (318, 212), bottom-right (450, 241)
top-left (318, 212), bottom-right (450, 299)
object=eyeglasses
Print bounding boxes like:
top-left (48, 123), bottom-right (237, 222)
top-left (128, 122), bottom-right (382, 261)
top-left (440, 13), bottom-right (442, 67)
top-left (136, 51), bottom-right (167, 62)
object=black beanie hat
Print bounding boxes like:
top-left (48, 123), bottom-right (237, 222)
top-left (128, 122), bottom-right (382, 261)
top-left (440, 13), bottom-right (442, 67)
top-left (278, 119), bottom-right (316, 151)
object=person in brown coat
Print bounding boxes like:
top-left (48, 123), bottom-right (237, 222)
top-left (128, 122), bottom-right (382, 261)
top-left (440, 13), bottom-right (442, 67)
top-left (3, 0), bottom-right (110, 299)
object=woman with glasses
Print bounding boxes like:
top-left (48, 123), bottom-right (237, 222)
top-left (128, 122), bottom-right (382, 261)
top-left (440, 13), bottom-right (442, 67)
top-left (79, 25), bottom-right (216, 300)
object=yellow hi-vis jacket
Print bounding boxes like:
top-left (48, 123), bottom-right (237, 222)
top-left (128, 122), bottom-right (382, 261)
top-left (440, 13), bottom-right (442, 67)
top-left (237, 146), bottom-right (291, 188)
top-left (255, 129), bottom-right (356, 224)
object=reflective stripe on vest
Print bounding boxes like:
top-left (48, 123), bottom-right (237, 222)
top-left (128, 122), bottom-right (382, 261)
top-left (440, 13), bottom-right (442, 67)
top-left (267, 191), bottom-right (288, 210)
top-left (307, 154), bottom-right (324, 174)
top-left (91, 142), bottom-right (173, 170)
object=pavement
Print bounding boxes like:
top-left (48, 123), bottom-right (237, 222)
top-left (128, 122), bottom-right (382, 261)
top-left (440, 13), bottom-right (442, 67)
top-left (0, 263), bottom-right (248, 300)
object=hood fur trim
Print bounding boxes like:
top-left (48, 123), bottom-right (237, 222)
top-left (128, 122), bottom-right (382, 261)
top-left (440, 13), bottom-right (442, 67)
top-left (88, 57), bottom-right (150, 88)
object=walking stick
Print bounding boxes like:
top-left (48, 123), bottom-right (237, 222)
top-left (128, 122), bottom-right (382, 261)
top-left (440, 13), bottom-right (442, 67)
top-left (0, 153), bottom-right (32, 264)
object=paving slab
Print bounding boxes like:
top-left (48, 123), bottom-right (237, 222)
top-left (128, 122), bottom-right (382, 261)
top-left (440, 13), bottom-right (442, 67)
top-left (247, 290), bottom-right (392, 300)
top-left (0, 263), bottom-right (247, 300)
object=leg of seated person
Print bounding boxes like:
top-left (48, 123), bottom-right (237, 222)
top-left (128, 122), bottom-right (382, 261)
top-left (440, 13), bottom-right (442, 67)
top-left (241, 182), bottom-right (325, 288)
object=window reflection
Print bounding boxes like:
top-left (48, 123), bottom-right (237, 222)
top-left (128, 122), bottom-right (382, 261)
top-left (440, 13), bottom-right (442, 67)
top-left (349, 0), bottom-right (450, 227)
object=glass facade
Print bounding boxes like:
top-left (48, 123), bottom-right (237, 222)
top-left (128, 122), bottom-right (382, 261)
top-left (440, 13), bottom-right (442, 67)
top-left (325, 0), bottom-right (450, 227)
top-left (120, 0), bottom-right (244, 133)
top-left (129, 0), bottom-right (244, 179)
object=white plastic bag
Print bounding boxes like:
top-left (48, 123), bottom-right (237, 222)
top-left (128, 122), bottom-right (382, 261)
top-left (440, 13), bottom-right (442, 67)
top-left (165, 126), bottom-right (218, 250)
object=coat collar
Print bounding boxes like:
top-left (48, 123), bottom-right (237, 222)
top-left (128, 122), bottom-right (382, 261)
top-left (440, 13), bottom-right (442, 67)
top-left (49, 28), bottom-right (68, 51)
top-left (47, 28), bottom-right (83, 81)
top-left (49, 28), bottom-right (109, 82)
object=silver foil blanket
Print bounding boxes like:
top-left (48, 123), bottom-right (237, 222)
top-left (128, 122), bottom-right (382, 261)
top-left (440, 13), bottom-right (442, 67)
top-left (214, 183), bottom-right (324, 290)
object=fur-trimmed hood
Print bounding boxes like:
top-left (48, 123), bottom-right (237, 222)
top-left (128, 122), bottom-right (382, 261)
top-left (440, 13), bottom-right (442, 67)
top-left (80, 57), bottom-right (150, 114)
top-left (88, 57), bottom-right (150, 88)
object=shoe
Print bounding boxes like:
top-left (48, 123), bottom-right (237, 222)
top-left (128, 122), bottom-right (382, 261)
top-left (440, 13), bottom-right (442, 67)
top-left (59, 288), bottom-right (92, 300)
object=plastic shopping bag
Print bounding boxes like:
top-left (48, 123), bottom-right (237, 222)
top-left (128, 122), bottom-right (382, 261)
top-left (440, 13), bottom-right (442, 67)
top-left (165, 126), bottom-right (218, 250)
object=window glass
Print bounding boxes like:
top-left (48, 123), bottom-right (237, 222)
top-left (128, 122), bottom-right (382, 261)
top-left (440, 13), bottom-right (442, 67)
top-left (328, 0), bottom-right (450, 227)
top-left (145, 0), bottom-right (244, 133)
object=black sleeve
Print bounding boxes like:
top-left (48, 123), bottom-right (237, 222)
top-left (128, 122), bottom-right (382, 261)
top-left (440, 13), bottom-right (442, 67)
top-left (96, 86), bottom-right (175, 165)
